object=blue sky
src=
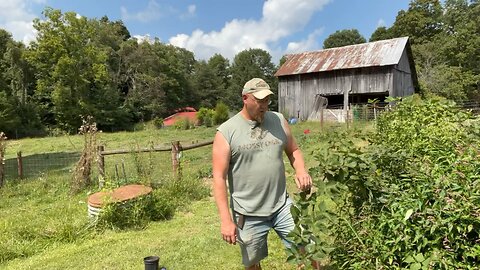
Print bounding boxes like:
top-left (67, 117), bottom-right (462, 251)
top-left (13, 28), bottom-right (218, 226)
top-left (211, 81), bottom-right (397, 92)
top-left (0, 0), bottom-right (411, 63)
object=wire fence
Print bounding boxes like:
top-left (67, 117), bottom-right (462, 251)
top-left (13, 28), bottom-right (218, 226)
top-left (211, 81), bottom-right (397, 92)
top-left (313, 100), bottom-right (480, 127)
top-left (4, 151), bottom-right (80, 180)
top-left (2, 141), bottom-right (213, 185)
top-left (97, 140), bottom-right (213, 187)
top-left (2, 100), bottom-right (480, 183)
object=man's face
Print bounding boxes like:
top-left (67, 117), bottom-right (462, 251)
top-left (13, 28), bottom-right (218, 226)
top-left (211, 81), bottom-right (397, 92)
top-left (244, 94), bottom-right (271, 123)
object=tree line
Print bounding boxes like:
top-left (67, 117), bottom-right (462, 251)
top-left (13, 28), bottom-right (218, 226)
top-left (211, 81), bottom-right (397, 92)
top-left (0, 0), bottom-right (478, 138)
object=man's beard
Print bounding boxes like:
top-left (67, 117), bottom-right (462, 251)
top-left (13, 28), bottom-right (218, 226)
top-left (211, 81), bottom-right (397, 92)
top-left (246, 104), bottom-right (265, 123)
top-left (254, 113), bottom-right (264, 123)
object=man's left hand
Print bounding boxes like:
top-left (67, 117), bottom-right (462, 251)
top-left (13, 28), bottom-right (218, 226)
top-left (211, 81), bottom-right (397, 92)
top-left (295, 172), bottom-right (312, 192)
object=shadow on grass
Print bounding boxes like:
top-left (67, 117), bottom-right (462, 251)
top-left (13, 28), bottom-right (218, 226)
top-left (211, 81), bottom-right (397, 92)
top-left (3, 152), bottom-right (80, 180)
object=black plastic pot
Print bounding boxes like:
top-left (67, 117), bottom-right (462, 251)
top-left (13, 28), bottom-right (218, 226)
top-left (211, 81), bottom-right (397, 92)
top-left (144, 256), bottom-right (159, 270)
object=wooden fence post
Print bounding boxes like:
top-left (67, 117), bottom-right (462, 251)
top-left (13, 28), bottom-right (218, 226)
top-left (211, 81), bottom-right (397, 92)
top-left (320, 107), bottom-right (324, 130)
top-left (97, 145), bottom-right (105, 188)
top-left (171, 141), bottom-right (182, 180)
top-left (346, 103), bottom-right (351, 129)
top-left (17, 151), bottom-right (23, 179)
top-left (0, 153), bottom-right (4, 188)
top-left (0, 133), bottom-right (5, 187)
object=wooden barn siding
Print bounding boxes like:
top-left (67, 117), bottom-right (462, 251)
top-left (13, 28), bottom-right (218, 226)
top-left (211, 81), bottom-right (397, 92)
top-left (278, 66), bottom-right (394, 119)
top-left (392, 49), bottom-right (415, 97)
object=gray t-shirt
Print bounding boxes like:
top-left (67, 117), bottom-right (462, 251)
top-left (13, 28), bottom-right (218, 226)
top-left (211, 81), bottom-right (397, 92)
top-left (217, 111), bottom-right (288, 216)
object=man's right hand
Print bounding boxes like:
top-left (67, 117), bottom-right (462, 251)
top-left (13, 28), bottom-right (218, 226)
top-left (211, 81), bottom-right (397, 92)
top-left (221, 219), bottom-right (237, 245)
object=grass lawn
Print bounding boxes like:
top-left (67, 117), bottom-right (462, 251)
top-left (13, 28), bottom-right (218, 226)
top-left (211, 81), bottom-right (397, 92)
top-left (0, 120), bottom-right (368, 269)
top-left (2, 197), bottom-right (295, 270)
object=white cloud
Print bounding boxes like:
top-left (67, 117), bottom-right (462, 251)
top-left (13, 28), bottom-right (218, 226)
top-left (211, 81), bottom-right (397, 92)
top-left (121, 0), bottom-right (165, 23)
top-left (285, 28), bottom-right (324, 54)
top-left (169, 0), bottom-right (331, 61)
top-left (0, 0), bottom-right (42, 44)
top-left (133, 34), bottom-right (157, 44)
top-left (180, 4), bottom-right (196, 20)
top-left (377, 19), bottom-right (386, 27)
top-left (187, 5), bottom-right (196, 16)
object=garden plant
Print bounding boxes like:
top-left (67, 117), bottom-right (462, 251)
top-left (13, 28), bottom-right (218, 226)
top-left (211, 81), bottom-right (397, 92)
top-left (288, 95), bottom-right (480, 269)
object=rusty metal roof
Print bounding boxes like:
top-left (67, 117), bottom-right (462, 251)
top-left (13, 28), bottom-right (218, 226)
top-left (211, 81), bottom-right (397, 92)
top-left (275, 37), bottom-right (409, 77)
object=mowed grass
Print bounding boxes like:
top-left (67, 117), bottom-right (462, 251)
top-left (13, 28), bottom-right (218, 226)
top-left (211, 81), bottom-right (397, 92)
top-left (0, 120), bottom-right (366, 269)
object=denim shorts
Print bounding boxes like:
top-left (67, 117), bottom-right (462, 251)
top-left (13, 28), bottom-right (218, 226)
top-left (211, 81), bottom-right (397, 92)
top-left (233, 197), bottom-right (294, 267)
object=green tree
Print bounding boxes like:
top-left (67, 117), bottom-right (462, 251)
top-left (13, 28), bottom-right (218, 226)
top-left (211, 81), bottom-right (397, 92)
top-left (227, 48), bottom-right (277, 110)
top-left (0, 29), bottom-right (42, 137)
top-left (208, 53), bottom-right (230, 105)
top-left (390, 0), bottom-right (443, 44)
top-left (387, 0), bottom-right (480, 101)
top-left (0, 92), bottom-right (20, 136)
top-left (121, 40), bottom-right (197, 121)
top-left (26, 8), bottom-right (126, 132)
top-left (120, 40), bottom-right (167, 122)
top-left (3, 41), bottom-right (43, 137)
top-left (369, 26), bottom-right (394, 42)
top-left (192, 54), bottom-right (230, 108)
top-left (99, 16), bottom-right (130, 43)
top-left (278, 55), bottom-right (288, 68)
top-left (441, 0), bottom-right (480, 74)
top-left (193, 60), bottom-right (219, 108)
top-left (323, 29), bottom-right (366, 49)
top-left (412, 40), bottom-right (445, 93)
top-left (3, 42), bottom-right (35, 104)
top-left (151, 42), bottom-right (195, 114)
top-left (0, 29), bottom-right (13, 95)
top-left (421, 64), bottom-right (478, 101)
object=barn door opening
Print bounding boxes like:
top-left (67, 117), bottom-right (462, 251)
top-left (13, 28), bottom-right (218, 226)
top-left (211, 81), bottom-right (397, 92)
top-left (308, 94), bottom-right (328, 121)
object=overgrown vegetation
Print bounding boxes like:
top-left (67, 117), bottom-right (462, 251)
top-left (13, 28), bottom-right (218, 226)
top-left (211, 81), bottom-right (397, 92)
top-left (197, 102), bottom-right (230, 127)
top-left (0, 125), bottom-right (214, 266)
top-left (0, 172), bottom-right (92, 264)
top-left (3, 98), bottom-right (480, 268)
top-left (153, 117), bottom-right (164, 129)
top-left (289, 95), bottom-right (480, 269)
top-left (197, 108), bottom-right (215, 127)
top-left (173, 118), bottom-right (194, 130)
top-left (71, 116), bottom-right (99, 193)
top-left (95, 176), bottom-right (209, 230)
top-left (213, 102), bottom-right (230, 124)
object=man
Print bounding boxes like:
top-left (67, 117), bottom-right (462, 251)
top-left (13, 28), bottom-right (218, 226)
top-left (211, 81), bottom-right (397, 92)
top-left (212, 77), bottom-right (313, 270)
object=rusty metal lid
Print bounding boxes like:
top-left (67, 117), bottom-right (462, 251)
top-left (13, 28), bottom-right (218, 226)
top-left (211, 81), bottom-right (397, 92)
top-left (87, 184), bottom-right (153, 208)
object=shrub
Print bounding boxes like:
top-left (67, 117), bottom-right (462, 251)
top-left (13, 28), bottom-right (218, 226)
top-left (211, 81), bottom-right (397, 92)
top-left (213, 102), bottom-right (229, 124)
top-left (289, 95), bottom-right (480, 269)
top-left (375, 95), bottom-right (470, 159)
top-left (95, 188), bottom-right (177, 230)
top-left (132, 122), bottom-right (145, 131)
top-left (174, 118), bottom-right (193, 130)
top-left (95, 172), bottom-right (210, 230)
top-left (153, 117), bottom-right (164, 129)
top-left (197, 107), bottom-right (215, 127)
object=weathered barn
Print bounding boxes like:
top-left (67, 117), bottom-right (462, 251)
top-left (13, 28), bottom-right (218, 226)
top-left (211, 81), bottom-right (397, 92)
top-left (275, 36), bottom-right (418, 121)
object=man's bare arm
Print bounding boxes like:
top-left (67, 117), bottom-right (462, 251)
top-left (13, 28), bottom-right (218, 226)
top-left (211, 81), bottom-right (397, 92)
top-left (212, 131), bottom-right (237, 244)
top-left (283, 119), bottom-right (312, 191)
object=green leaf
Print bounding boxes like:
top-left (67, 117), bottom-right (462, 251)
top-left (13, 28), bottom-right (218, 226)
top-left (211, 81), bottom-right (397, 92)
top-left (410, 262), bottom-right (422, 270)
top-left (404, 209), bottom-right (414, 221)
top-left (414, 253), bottom-right (425, 262)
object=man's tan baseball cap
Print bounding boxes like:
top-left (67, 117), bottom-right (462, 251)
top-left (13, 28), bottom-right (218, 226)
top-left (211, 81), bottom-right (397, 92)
top-left (242, 78), bottom-right (274, 99)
